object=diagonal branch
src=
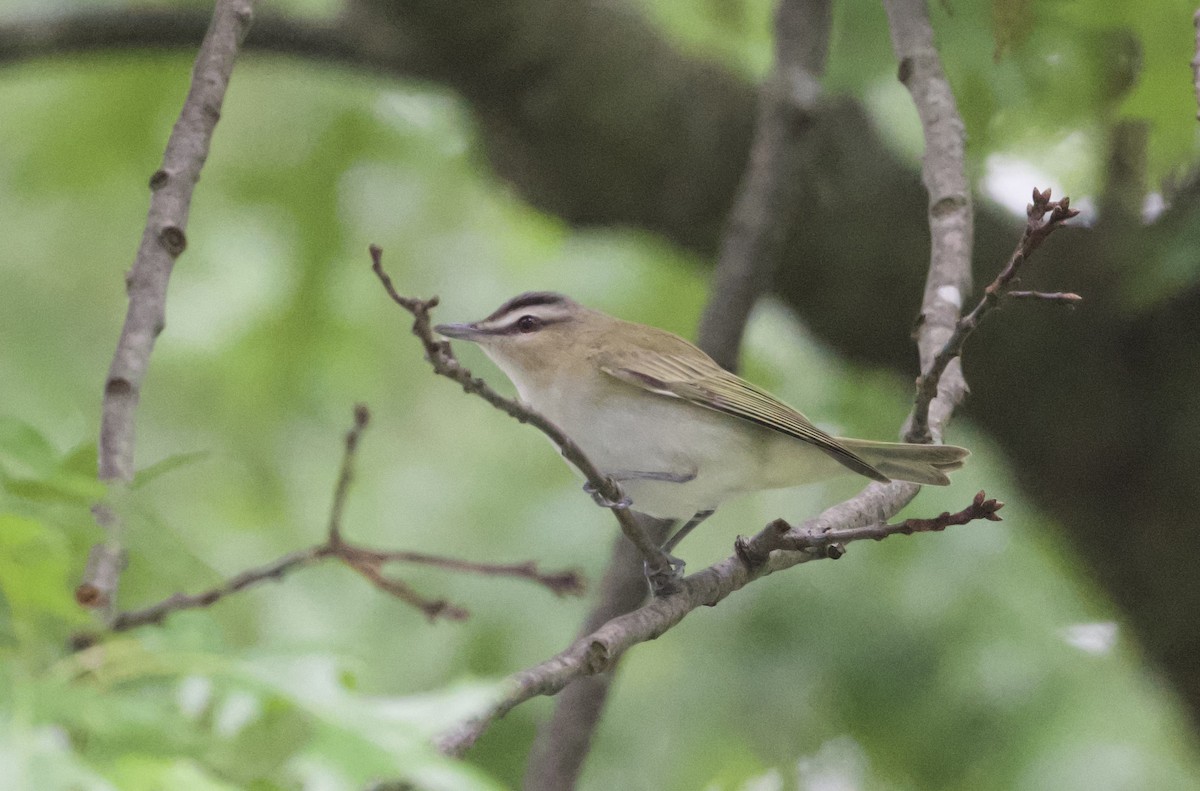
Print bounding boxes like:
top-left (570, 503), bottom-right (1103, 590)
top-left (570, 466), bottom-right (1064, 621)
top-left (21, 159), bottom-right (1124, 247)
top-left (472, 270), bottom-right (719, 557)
top-left (369, 246), bottom-right (678, 588)
top-left (79, 0), bottom-right (258, 617)
top-left (695, 0), bottom-right (833, 371)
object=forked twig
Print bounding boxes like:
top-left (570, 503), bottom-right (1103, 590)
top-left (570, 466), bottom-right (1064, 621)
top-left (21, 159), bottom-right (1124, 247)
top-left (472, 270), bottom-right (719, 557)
top-left (908, 188), bottom-right (1080, 442)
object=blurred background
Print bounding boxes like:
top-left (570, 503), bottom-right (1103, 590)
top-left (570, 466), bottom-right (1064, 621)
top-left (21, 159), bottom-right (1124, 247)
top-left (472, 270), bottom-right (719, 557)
top-left (2, 0), bottom-right (1200, 788)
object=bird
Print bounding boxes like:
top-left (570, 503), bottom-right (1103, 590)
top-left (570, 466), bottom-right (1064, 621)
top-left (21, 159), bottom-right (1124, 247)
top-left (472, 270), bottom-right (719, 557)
top-left (435, 292), bottom-right (968, 556)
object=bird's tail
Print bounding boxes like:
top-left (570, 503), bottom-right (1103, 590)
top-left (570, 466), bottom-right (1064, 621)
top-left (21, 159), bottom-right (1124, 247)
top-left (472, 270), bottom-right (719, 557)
top-left (837, 439), bottom-right (969, 486)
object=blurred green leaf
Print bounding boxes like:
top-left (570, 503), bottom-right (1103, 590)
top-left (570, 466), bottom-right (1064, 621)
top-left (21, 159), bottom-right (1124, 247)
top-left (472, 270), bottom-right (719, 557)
top-left (0, 418), bottom-right (59, 480)
top-left (133, 451), bottom-right (211, 490)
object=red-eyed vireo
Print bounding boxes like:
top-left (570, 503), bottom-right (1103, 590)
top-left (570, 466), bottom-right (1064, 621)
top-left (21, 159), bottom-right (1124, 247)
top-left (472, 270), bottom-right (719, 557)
top-left (435, 293), bottom-right (968, 554)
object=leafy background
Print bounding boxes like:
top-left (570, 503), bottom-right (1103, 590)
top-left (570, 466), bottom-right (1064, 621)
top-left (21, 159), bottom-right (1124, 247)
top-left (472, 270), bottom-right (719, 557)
top-left (2, 0), bottom-right (1199, 788)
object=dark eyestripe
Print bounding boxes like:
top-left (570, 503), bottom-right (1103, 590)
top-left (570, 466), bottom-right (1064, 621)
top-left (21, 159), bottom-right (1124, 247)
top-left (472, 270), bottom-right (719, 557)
top-left (488, 314), bottom-right (570, 335)
top-left (485, 291), bottom-right (569, 322)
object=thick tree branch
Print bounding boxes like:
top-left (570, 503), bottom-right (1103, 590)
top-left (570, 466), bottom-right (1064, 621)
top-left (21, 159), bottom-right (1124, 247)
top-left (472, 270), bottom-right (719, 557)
top-left (105, 406), bottom-right (582, 632)
top-left (0, 7), bottom-right (403, 74)
top-left (695, 0), bottom-right (832, 371)
top-left (883, 0), bottom-right (973, 445)
top-left (78, 0), bottom-right (258, 616)
top-left (369, 246), bottom-right (679, 588)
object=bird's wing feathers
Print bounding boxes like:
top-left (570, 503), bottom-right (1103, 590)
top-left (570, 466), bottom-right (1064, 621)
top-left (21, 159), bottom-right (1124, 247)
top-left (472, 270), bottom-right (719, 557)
top-left (599, 350), bottom-right (889, 482)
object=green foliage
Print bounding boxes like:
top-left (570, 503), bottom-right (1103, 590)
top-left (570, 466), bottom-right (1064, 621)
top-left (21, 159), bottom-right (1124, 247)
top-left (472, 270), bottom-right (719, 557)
top-left (1, 0), bottom-right (1199, 789)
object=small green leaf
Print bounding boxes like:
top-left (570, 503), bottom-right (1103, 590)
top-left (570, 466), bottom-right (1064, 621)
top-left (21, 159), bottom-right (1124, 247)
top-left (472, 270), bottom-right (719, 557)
top-left (0, 417), bottom-right (59, 479)
top-left (133, 451), bottom-right (211, 490)
top-left (4, 472), bottom-right (106, 505)
top-left (60, 441), bottom-right (98, 478)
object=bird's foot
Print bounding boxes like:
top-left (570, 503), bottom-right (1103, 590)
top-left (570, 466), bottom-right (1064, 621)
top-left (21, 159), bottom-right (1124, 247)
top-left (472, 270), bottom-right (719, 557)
top-left (644, 553), bottom-right (686, 596)
top-left (582, 481), bottom-right (632, 510)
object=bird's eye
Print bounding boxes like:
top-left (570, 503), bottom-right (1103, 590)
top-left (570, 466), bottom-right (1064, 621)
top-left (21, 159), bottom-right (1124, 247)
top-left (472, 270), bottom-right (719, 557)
top-left (516, 315), bottom-right (543, 333)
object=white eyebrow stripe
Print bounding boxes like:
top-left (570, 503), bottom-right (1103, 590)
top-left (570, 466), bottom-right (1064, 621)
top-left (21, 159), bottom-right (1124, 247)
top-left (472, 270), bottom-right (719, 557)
top-left (479, 303), bottom-right (573, 332)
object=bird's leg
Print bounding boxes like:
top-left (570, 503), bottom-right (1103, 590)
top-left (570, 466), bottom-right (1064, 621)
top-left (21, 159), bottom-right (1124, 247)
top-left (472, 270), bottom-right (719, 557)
top-left (582, 469), bottom-right (696, 508)
top-left (639, 509), bottom-right (716, 596)
top-left (662, 509), bottom-right (715, 554)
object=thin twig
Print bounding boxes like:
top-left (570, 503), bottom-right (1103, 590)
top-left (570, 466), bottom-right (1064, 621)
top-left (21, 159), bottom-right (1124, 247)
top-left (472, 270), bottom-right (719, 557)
top-left (1193, 9), bottom-right (1200, 121)
top-left (111, 546), bottom-right (324, 630)
top-left (1006, 290), bottom-right (1082, 304)
top-left (340, 547), bottom-right (584, 596)
top-left (908, 187), bottom-right (1080, 442)
top-left (328, 403), bottom-right (370, 546)
top-left (80, 0), bottom-right (258, 616)
top-left (368, 245), bottom-right (677, 587)
top-left (738, 490), bottom-right (1002, 561)
top-left (103, 407), bottom-right (583, 632)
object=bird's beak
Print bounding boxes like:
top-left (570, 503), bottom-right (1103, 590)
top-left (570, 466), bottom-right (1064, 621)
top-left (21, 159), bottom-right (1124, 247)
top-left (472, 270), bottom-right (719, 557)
top-left (434, 322), bottom-right (484, 341)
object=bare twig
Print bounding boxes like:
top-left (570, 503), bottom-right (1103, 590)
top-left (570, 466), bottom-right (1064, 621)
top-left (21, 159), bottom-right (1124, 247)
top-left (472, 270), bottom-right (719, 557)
top-left (1006, 290), bottom-right (1082, 304)
top-left (105, 406), bottom-right (582, 632)
top-left (909, 187), bottom-right (1080, 442)
top-left (328, 403), bottom-right (370, 546)
top-left (1193, 9), bottom-right (1200, 121)
top-left (111, 546), bottom-right (325, 630)
top-left (79, 0), bottom-right (258, 616)
top-left (695, 0), bottom-right (832, 371)
top-left (738, 490), bottom-right (1002, 561)
top-left (369, 246), bottom-right (677, 587)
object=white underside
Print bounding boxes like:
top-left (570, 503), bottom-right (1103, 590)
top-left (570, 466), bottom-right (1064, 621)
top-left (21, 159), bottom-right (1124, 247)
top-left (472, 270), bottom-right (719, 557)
top-left (491, 354), bottom-right (853, 520)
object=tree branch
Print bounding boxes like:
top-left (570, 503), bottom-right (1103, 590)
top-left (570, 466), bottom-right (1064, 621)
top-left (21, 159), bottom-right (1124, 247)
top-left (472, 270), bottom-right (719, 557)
top-left (0, 7), bottom-right (406, 75)
top-left (78, 0), bottom-right (258, 617)
top-left (882, 0), bottom-right (973, 445)
top-left (695, 0), bottom-right (832, 371)
top-left (369, 246), bottom-right (679, 589)
top-left (523, 0), bottom-right (835, 785)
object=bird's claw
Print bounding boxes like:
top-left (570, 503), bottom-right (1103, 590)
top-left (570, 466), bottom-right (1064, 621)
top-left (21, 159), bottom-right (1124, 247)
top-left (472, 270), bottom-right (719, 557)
top-left (582, 481), bottom-right (632, 510)
top-left (644, 554), bottom-right (686, 596)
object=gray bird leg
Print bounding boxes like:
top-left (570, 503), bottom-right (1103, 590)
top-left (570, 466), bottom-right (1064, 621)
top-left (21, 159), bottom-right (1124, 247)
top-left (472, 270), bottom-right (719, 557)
top-left (662, 509), bottom-right (715, 554)
top-left (582, 469), bottom-right (697, 508)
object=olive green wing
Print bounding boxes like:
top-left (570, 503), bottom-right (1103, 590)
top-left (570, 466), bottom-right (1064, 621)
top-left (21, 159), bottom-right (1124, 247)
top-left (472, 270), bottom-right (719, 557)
top-left (598, 349), bottom-right (889, 483)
